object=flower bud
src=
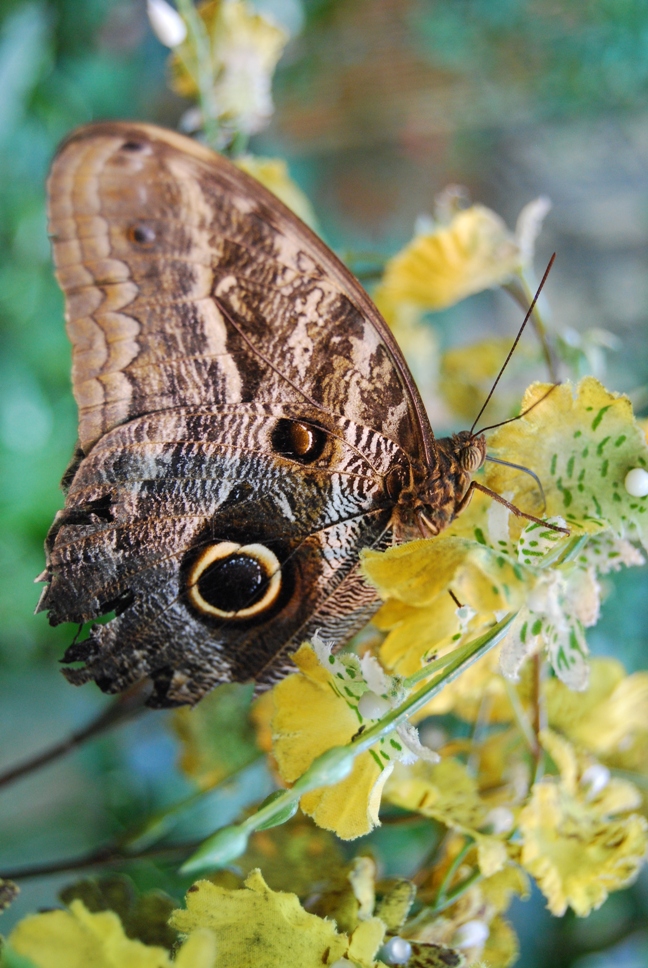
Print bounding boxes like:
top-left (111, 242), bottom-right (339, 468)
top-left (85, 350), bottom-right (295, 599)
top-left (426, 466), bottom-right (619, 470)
top-left (484, 806), bottom-right (515, 834)
top-left (302, 745), bottom-right (354, 788)
top-left (624, 468), bottom-right (648, 498)
top-left (580, 763), bottom-right (611, 799)
top-left (180, 824), bottom-right (248, 875)
top-left (147, 0), bottom-right (187, 47)
top-left (255, 791), bottom-right (299, 830)
top-left (358, 690), bottom-right (391, 720)
top-left (452, 920), bottom-right (490, 949)
top-left (382, 936), bottom-right (413, 964)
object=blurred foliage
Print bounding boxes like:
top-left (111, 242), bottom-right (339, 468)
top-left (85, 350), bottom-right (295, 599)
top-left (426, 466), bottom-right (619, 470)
top-left (0, 3), bottom-right (648, 968)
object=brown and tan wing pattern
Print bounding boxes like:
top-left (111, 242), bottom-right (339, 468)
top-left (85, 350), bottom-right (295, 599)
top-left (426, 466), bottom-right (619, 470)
top-left (40, 122), bottom-right (435, 707)
top-left (48, 121), bottom-right (432, 458)
top-left (40, 405), bottom-right (401, 705)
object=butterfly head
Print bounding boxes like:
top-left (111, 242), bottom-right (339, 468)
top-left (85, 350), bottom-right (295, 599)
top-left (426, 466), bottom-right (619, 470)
top-left (394, 431), bottom-right (487, 539)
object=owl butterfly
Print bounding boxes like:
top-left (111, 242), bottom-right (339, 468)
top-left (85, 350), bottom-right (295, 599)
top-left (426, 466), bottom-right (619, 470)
top-left (37, 122), bottom-right (557, 708)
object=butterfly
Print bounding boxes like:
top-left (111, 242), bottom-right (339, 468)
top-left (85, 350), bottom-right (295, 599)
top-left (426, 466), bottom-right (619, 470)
top-left (36, 121), bottom-right (559, 708)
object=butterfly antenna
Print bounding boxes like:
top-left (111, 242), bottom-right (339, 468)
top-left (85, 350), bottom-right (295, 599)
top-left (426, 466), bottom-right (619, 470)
top-left (470, 253), bottom-right (556, 435)
top-left (475, 383), bottom-right (559, 436)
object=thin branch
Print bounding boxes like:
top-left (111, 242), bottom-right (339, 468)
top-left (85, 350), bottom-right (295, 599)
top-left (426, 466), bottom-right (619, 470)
top-left (0, 840), bottom-right (198, 883)
top-left (0, 683), bottom-right (149, 791)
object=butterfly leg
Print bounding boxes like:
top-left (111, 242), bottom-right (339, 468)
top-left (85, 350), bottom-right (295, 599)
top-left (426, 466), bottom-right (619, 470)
top-left (458, 481), bottom-right (570, 535)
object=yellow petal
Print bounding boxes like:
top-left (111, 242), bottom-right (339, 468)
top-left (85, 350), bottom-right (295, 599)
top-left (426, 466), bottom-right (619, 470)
top-left (376, 205), bottom-right (520, 312)
top-left (540, 729), bottom-right (579, 795)
top-left (271, 644), bottom-right (391, 840)
top-left (545, 658), bottom-right (648, 756)
top-left (362, 538), bottom-right (476, 607)
top-left (479, 865), bottom-right (530, 915)
top-left (481, 915), bottom-right (519, 968)
top-left (384, 759), bottom-right (488, 832)
top-left (170, 872), bottom-right (348, 967)
top-left (300, 753), bottom-right (392, 840)
top-left (174, 929), bottom-right (217, 968)
top-left (347, 917), bottom-right (386, 966)
top-left (476, 836), bottom-right (509, 877)
top-left (9, 900), bottom-right (172, 968)
top-left (440, 337), bottom-right (535, 423)
top-left (485, 377), bottom-right (648, 542)
top-left (272, 645), bottom-right (359, 783)
top-left (348, 856), bottom-right (376, 921)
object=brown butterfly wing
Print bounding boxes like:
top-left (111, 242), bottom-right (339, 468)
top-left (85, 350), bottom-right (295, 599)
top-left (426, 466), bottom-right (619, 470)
top-left (39, 122), bottom-right (433, 706)
top-left (47, 121), bottom-right (432, 456)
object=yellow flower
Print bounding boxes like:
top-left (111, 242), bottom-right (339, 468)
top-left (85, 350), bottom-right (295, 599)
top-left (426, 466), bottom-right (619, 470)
top-left (411, 859), bottom-right (527, 968)
top-left (235, 156), bottom-right (318, 229)
top-left (364, 392), bottom-right (645, 690)
top-left (170, 870), bottom-right (386, 968)
top-left (270, 640), bottom-right (438, 840)
top-left (518, 731), bottom-right (648, 916)
top-left (439, 336), bottom-right (537, 424)
top-left (363, 517), bottom-right (524, 684)
top-left (545, 657), bottom-right (648, 757)
top-left (5, 898), bottom-right (214, 968)
top-left (485, 377), bottom-right (648, 544)
top-left (374, 195), bottom-right (550, 312)
top-left (384, 758), bottom-right (510, 876)
top-left (171, 0), bottom-right (288, 139)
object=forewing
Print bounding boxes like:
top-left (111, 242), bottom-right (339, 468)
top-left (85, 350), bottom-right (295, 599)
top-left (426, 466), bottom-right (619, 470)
top-left (48, 121), bottom-right (431, 459)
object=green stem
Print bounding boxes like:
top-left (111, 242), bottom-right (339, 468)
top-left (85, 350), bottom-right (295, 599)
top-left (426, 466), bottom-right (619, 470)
top-left (434, 838), bottom-right (473, 907)
top-left (540, 533), bottom-right (589, 569)
top-left (176, 0), bottom-right (220, 148)
top-left (403, 643), bottom-right (471, 689)
top-left (119, 754), bottom-right (264, 852)
top-left (181, 613), bottom-right (517, 874)
top-left (504, 677), bottom-right (538, 758)
top-left (428, 868), bottom-right (482, 916)
top-left (503, 272), bottom-right (557, 382)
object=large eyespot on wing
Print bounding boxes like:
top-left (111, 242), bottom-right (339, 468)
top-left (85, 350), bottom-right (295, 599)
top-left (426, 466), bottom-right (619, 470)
top-left (185, 541), bottom-right (283, 620)
top-left (47, 120), bottom-right (433, 465)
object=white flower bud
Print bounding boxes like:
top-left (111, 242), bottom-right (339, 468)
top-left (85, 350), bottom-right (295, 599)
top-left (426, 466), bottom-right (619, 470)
top-left (418, 724), bottom-right (447, 750)
top-left (624, 468), bottom-right (648, 498)
top-left (358, 690), bottom-right (391, 720)
top-left (382, 936), bottom-right (413, 964)
top-left (452, 920), bottom-right (490, 949)
top-left (484, 806), bottom-right (515, 834)
top-left (580, 763), bottom-right (611, 799)
top-left (147, 0), bottom-right (187, 47)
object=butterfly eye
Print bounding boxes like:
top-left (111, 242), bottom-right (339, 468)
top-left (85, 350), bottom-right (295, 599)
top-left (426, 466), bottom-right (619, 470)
top-left (128, 222), bottom-right (156, 245)
top-left (186, 541), bottom-right (282, 620)
top-left (271, 418), bottom-right (327, 464)
top-left (460, 443), bottom-right (485, 472)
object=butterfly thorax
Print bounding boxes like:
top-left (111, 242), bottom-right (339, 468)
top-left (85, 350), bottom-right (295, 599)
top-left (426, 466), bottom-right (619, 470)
top-left (393, 431), bottom-right (487, 539)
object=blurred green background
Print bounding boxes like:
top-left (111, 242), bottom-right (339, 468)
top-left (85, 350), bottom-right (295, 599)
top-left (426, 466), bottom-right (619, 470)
top-left (0, 1), bottom-right (647, 964)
